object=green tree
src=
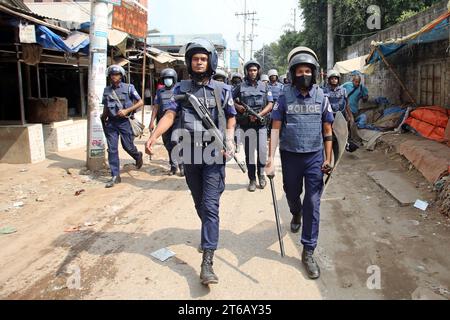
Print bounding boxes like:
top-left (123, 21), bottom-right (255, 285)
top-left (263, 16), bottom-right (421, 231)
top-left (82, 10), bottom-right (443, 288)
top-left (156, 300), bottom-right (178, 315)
top-left (299, 0), bottom-right (443, 62)
top-left (254, 43), bottom-right (279, 73)
top-left (252, 0), bottom-right (442, 72)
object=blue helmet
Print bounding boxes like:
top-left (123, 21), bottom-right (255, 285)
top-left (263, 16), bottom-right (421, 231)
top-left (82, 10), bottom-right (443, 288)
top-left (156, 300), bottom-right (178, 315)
top-left (244, 60), bottom-right (261, 80)
top-left (184, 38), bottom-right (218, 76)
top-left (231, 72), bottom-right (243, 80)
top-left (107, 65), bottom-right (126, 78)
top-left (288, 46), bottom-right (320, 85)
top-left (161, 68), bottom-right (178, 83)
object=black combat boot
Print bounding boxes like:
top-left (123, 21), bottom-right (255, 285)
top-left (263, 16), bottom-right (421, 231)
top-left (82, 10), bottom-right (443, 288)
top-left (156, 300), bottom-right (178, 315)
top-left (258, 175), bottom-right (267, 189)
top-left (290, 212), bottom-right (302, 233)
top-left (135, 152), bottom-right (143, 170)
top-left (248, 180), bottom-right (257, 192)
top-left (200, 249), bottom-right (219, 285)
top-left (302, 249), bottom-right (321, 280)
top-left (179, 165), bottom-right (185, 177)
top-left (105, 176), bottom-right (121, 188)
top-left (168, 167), bottom-right (177, 176)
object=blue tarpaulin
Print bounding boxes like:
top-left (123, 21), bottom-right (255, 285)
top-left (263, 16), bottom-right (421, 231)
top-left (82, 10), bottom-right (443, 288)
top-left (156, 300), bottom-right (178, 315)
top-left (367, 11), bottom-right (450, 64)
top-left (36, 25), bottom-right (89, 54)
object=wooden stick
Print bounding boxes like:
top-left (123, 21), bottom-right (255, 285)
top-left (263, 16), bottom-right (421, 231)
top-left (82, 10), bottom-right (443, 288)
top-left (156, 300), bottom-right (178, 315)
top-left (375, 47), bottom-right (417, 106)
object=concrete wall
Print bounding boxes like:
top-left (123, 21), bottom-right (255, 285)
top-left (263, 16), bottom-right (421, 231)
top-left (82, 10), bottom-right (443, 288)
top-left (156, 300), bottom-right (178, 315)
top-left (343, 1), bottom-right (450, 107)
top-left (43, 119), bottom-right (87, 155)
top-left (0, 124), bottom-right (46, 164)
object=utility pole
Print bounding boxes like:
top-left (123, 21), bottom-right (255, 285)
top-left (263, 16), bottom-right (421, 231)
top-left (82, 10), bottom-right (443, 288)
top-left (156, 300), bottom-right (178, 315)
top-left (235, 0), bottom-right (256, 61)
top-left (262, 44), bottom-right (265, 70)
top-left (249, 16), bottom-right (258, 60)
top-left (327, 1), bottom-right (334, 71)
top-left (292, 8), bottom-right (297, 32)
top-left (86, 0), bottom-right (108, 170)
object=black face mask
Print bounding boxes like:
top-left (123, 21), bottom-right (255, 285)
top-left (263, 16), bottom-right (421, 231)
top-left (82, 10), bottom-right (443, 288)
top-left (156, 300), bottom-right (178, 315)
top-left (295, 75), bottom-right (313, 90)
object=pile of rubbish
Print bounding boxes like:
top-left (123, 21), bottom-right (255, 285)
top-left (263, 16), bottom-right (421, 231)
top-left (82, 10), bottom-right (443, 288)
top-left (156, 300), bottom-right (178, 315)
top-left (435, 176), bottom-right (450, 216)
top-left (356, 97), bottom-right (408, 132)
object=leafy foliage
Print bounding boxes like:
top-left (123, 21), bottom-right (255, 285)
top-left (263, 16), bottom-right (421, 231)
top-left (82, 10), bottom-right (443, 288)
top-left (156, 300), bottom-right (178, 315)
top-left (254, 0), bottom-right (443, 71)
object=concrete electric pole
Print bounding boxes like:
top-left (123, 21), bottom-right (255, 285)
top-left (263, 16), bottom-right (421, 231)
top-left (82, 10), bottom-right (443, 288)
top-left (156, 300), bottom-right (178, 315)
top-left (327, 1), bottom-right (334, 71)
top-left (86, 0), bottom-right (108, 171)
top-left (235, 0), bottom-right (256, 61)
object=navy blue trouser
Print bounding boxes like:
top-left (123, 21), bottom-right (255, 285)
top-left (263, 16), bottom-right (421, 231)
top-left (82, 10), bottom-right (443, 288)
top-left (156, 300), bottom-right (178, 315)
top-left (162, 129), bottom-right (181, 171)
top-left (280, 150), bottom-right (324, 252)
top-left (184, 161), bottom-right (226, 251)
top-left (243, 126), bottom-right (268, 181)
top-left (104, 118), bottom-right (141, 177)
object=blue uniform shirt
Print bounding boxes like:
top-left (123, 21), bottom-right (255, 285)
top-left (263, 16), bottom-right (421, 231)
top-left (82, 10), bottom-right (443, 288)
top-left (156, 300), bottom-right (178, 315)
top-left (322, 84), bottom-right (348, 113)
top-left (268, 82), bottom-right (284, 102)
top-left (102, 82), bottom-right (141, 117)
top-left (154, 90), bottom-right (161, 106)
top-left (272, 86), bottom-right (334, 124)
top-left (162, 80), bottom-right (237, 118)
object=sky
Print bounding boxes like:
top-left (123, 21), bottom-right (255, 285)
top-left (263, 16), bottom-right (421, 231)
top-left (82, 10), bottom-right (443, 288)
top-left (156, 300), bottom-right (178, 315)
top-left (148, 0), bottom-right (300, 58)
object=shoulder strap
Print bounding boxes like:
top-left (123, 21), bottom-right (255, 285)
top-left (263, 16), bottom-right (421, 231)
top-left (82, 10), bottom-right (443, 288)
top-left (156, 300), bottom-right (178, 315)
top-left (126, 83), bottom-right (131, 98)
top-left (110, 88), bottom-right (124, 109)
top-left (347, 85), bottom-right (359, 99)
top-left (212, 80), bottom-right (227, 133)
top-left (315, 85), bottom-right (325, 104)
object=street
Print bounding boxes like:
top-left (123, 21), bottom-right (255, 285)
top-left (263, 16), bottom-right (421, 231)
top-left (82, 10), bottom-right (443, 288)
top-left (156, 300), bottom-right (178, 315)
top-left (0, 137), bottom-right (449, 300)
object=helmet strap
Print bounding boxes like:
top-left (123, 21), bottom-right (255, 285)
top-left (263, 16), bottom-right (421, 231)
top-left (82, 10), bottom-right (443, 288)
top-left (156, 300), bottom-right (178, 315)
top-left (192, 71), bottom-right (210, 84)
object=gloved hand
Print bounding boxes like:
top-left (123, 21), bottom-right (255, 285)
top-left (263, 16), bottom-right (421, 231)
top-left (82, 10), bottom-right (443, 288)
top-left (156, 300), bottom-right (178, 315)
top-left (224, 138), bottom-right (236, 160)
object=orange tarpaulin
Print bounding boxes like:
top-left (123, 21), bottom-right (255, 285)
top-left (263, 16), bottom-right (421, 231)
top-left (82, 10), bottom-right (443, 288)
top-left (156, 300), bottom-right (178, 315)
top-left (404, 106), bottom-right (450, 143)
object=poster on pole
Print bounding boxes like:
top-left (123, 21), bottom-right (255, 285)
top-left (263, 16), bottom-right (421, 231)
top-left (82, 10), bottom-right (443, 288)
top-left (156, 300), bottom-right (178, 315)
top-left (88, 52), bottom-right (107, 158)
top-left (89, 109), bottom-right (106, 158)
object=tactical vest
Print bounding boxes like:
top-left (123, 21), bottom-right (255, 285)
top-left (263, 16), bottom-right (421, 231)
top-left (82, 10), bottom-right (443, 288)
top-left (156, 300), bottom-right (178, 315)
top-left (103, 83), bottom-right (133, 118)
top-left (280, 84), bottom-right (325, 153)
top-left (269, 82), bottom-right (283, 102)
top-left (174, 79), bottom-right (227, 142)
top-left (323, 85), bottom-right (346, 113)
top-left (240, 80), bottom-right (268, 113)
top-left (157, 87), bottom-right (175, 121)
top-left (238, 80), bottom-right (269, 128)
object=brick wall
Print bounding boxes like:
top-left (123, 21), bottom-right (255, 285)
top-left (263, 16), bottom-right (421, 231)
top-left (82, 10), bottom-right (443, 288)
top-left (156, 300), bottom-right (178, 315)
top-left (343, 1), bottom-right (450, 107)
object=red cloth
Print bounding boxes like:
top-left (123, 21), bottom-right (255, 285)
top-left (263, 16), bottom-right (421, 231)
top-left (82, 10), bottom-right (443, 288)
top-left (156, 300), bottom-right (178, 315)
top-left (405, 106), bottom-right (450, 143)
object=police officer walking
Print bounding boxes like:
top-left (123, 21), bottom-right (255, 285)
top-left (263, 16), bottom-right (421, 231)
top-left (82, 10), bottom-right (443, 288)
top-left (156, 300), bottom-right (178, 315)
top-left (267, 69), bottom-right (284, 102)
top-left (230, 72), bottom-right (243, 89)
top-left (146, 39), bottom-right (237, 286)
top-left (267, 69), bottom-right (284, 139)
top-left (234, 60), bottom-right (274, 192)
top-left (322, 70), bottom-right (348, 117)
top-left (266, 47), bottom-right (334, 279)
top-left (101, 65), bottom-right (144, 188)
top-left (260, 74), bottom-right (270, 85)
top-left (213, 69), bottom-right (228, 83)
top-left (230, 72), bottom-right (244, 152)
top-left (149, 68), bottom-right (184, 176)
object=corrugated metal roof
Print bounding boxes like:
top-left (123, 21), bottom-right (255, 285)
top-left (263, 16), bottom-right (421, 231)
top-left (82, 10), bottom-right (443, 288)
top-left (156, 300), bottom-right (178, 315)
top-left (0, 3), bottom-right (70, 34)
top-left (0, 0), bottom-right (30, 11)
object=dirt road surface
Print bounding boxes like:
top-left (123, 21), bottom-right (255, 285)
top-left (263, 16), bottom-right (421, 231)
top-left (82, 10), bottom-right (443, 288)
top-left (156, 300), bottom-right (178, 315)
top-left (0, 137), bottom-right (449, 300)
